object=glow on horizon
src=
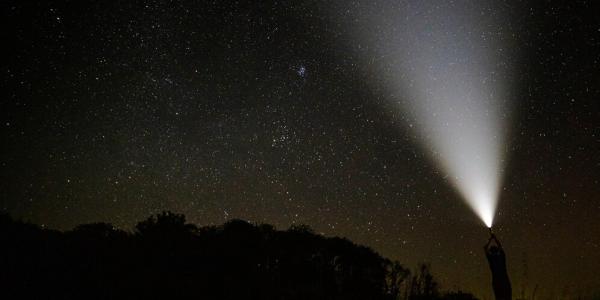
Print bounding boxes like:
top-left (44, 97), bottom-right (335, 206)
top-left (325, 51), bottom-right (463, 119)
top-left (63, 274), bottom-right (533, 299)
top-left (338, 1), bottom-right (515, 227)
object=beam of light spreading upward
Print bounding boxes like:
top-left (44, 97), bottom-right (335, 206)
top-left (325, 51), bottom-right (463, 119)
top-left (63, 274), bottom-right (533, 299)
top-left (336, 1), bottom-right (516, 227)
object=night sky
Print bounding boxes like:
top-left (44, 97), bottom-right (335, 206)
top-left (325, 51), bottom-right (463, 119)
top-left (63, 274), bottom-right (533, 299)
top-left (2, 0), bottom-right (600, 298)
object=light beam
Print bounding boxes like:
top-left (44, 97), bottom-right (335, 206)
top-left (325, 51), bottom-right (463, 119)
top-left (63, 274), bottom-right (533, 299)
top-left (337, 1), bottom-right (515, 227)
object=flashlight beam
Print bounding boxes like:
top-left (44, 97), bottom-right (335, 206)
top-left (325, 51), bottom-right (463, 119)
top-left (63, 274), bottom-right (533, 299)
top-left (336, 0), bottom-right (514, 226)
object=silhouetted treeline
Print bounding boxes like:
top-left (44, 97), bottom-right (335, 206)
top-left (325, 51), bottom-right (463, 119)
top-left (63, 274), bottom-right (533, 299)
top-left (0, 212), bottom-right (477, 300)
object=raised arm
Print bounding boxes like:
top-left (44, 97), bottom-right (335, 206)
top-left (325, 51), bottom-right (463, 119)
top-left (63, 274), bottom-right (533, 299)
top-left (492, 234), bottom-right (503, 249)
top-left (484, 236), bottom-right (493, 252)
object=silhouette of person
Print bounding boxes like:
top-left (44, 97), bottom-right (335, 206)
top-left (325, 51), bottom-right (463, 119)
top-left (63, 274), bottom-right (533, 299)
top-left (484, 232), bottom-right (512, 300)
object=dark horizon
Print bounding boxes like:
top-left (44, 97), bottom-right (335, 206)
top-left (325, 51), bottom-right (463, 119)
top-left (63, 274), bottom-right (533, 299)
top-left (2, 211), bottom-right (478, 300)
top-left (2, 1), bottom-right (600, 299)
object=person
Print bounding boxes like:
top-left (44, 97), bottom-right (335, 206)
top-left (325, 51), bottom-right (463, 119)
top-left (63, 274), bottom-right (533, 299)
top-left (484, 232), bottom-right (512, 300)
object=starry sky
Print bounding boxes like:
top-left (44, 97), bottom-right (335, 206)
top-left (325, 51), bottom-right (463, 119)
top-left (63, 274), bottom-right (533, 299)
top-left (2, 0), bottom-right (600, 298)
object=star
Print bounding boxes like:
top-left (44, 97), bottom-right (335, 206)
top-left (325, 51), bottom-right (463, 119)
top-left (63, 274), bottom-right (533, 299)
top-left (297, 65), bottom-right (306, 77)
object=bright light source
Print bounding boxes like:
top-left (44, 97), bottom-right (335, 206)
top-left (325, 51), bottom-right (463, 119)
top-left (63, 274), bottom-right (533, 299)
top-left (335, 1), bottom-right (514, 227)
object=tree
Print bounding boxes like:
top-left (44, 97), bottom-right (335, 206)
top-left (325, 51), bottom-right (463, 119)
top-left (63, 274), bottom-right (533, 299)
top-left (135, 211), bottom-right (197, 238)
top-left (409, 263), bottom-right (439, 300)
top-left (386, 260), bottom-right (411, 299)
